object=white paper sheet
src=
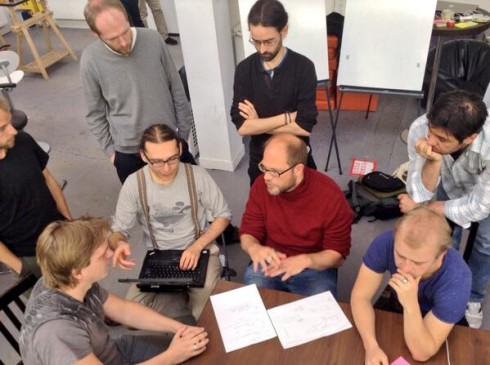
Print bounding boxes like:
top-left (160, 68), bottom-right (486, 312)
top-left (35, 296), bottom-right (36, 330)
top-left (210, 284), bottom-right (277, 352)
top-left (267, 291), bottom-right (352, 349)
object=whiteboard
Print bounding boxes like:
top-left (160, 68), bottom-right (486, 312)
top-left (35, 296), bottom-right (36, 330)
top-left (238, 0), bottom-right (329, 81)
top-left (337, 0), bottom-right (437, 92)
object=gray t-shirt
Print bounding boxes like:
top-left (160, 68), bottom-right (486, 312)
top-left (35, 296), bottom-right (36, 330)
top-left (20, 280), bottom-right (122, 365)
top-left (112, 164), bottom-right (232, 250)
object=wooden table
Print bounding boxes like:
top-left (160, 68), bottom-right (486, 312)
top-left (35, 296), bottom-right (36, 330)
top-left (0, 0), bottom-right (77, 79)
top-left (184, 281), bottom-right (490, 365)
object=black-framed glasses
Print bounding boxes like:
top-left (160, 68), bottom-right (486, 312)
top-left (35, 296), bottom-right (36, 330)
top-left (248, 36), bottom-right (281, 48)
top-left (258, 162), bottom-right (296, 178)
top-left (142, 150), bottom-right (180, 167)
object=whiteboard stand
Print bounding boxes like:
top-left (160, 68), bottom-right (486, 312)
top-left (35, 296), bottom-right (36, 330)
top-left (319, 79), bottom-right (341, 173)
top-left (324, 0), bottom-right (436, 173)
top-left (324, 87), bottom-right (424, 173)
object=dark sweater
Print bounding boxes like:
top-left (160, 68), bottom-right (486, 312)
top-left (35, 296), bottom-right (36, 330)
top-left (231, 49), bottom-right (318, 163)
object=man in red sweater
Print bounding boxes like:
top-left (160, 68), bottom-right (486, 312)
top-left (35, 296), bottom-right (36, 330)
top-left (240, 133), bottom-right (353, 296)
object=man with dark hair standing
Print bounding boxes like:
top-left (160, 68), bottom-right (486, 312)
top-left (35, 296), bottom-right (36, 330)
top-left (231, 0), bottom-right (318, 184)
top-left (240, 133), bottom-right (352, 296)
top-left (81, 0), bottom-right (194, 183)
top-left (399, 89), bottom-right (490, 329)
top-left (0, 97), bottom-right (72, 279)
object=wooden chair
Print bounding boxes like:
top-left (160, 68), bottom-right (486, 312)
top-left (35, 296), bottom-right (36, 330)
top-left (0, 273), bottom-right (37, 365)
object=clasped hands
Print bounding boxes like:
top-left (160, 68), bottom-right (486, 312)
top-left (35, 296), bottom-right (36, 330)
top-left (388, 269), bottom-right (420, 308)
top-left (250, 245), bottom-right (308, 281)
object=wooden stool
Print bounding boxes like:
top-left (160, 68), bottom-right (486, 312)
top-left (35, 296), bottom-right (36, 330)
top-left (3, 0), bottom-right (77, 79)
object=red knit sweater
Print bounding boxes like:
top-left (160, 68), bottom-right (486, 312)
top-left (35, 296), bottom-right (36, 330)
top-left (240, 168), bottom-right (353, 257)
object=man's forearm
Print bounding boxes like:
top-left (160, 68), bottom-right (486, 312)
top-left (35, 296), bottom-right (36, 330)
top-left (192, 217), bottom-right (230, 250)
top-left (0, 241), bottom-right (22, 274)
top-left (351, 295), bottom-right (381, 354)
top-left (402, 308), bottom-right (441, 361)
top-left (108, 231), bottom-right (128, 250)
top-left (237, 114), bottom-right (289, 136)
top-left (421, 160), bottom-right (442, 193)
top-left (43, 169), bottom-right (72, 219)
top-left (105, 294), bottom-right (181, 333)
top-left (269, 122), bottom-right (310, 136)
top-left (304, 250), bottom-right (344, 270)
top-left (240, 234), bottom-right (262, 256)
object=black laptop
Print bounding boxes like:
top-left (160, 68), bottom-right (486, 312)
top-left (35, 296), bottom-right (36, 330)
top-left (119, 249), bottom-right (210, 292)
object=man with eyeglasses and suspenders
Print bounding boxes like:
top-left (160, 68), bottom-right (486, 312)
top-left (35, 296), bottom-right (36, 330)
top-left (240, 133), bottom-right (353, 297)
top-left (230, 0), bottom-right (319, 185)
top-left (110, 124), bottom-right (231, 323)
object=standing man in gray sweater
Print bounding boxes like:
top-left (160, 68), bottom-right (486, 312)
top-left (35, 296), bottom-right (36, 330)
top-left (80, 0), bottom-right (194, 183)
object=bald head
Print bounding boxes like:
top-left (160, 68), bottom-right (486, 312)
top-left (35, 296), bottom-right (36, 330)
top-left (264, 133), bottom-right (308, 167)
top-left (84, 0), bottom-right (128, 35)
top-left (395, 207), bottom-right (452, 255)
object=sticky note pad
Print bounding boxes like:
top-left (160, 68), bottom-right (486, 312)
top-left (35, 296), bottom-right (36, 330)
top-left (454, 21), bottom-right (478, 29)
top-left (390, 356), bottom-right (411, 365)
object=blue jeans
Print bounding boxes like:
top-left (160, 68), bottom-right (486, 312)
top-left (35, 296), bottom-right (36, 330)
top-left (437, 186), bottom-right (490, 302)
top-left (244, 264), bottom-right (338, 297)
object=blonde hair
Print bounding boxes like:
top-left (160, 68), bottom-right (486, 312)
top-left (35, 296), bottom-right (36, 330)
top-left (394, 206), bottom-right (452, 255)
top-left (36, 217), bottom-right (110, 289)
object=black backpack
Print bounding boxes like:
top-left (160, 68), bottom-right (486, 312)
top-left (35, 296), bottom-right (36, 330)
top-left (344, 180), bottom-right (403, 223)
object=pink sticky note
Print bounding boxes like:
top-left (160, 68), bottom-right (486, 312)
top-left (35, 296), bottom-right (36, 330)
top-left (391, 356), bottom-right (410, 365)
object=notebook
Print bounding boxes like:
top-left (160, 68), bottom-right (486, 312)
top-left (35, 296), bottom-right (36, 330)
top-left (119, 249), bottom-right (210, 292)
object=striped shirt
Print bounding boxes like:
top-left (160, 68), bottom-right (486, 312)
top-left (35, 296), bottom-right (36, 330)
top-left (407, 113), bottom-right (490, 228)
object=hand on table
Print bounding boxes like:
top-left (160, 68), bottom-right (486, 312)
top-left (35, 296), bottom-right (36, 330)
top-left (166, 326), bottom-right (208, 364)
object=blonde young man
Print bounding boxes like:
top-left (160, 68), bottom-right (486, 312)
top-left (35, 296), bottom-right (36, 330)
top-left (20, 218), bottom-right (208, 365)
top-left (110, 124), bottom-right (231, 321)
top-left (351, 207), bottom-right (471, 364)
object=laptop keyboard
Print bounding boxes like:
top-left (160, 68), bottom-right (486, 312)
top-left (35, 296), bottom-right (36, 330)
top-left (145, 261), bottom-right (202, 280)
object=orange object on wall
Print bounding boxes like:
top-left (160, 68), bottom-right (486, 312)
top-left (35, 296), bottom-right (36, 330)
top-left (316, 34), bottom-right (380, 112)
top-left (337, 88), bottom-right (379, 111)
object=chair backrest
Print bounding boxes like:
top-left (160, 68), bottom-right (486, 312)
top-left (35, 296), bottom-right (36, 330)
top-left (0, 274), bottom-right (37, 365)
top-left (422, 39), bottom-right (490, 107)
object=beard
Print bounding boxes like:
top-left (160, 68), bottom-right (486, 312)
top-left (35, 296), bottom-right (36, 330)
top-left (259, 42), bottom-right (283, 63)
top-left (265, 178), bottom-right (296, 196)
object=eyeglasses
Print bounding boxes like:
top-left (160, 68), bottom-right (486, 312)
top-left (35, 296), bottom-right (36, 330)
top-left (258, 162), bottom-right (296, 178)
top-left (142, 150), bottom-right (180, 167)
top-left (248, 36), bottom-right (281, 48)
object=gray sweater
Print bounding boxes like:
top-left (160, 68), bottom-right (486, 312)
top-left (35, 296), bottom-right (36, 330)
top-left (80, 28), bottom-right (192, 156)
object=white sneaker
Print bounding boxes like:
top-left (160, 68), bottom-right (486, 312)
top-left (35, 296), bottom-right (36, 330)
top-left (465, 302), bottom-right (483, 329)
